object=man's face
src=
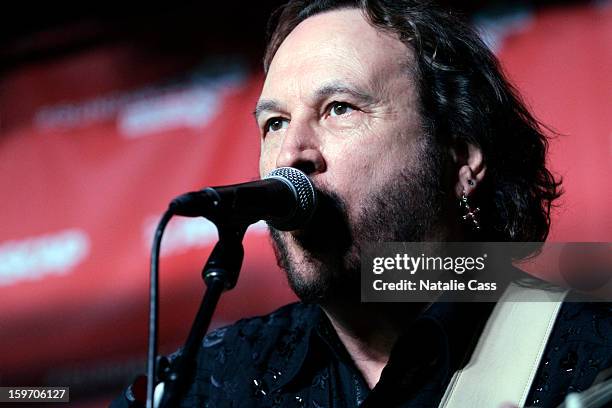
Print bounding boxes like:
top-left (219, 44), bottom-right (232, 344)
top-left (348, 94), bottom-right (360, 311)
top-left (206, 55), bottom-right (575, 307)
top-left (256, 8), bottom-right (448, 303)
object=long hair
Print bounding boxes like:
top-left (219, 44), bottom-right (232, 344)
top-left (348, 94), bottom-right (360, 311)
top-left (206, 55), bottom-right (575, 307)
top-left (263, 0), bottom-right (562, 242)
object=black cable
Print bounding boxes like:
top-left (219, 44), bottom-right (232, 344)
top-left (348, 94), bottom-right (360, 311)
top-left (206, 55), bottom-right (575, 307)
top-left (147, 209), bottom-right (173, 408)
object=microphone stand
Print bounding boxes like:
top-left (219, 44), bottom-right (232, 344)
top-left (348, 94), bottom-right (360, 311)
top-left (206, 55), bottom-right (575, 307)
top-left (156, 223), bottom-right (247, 408)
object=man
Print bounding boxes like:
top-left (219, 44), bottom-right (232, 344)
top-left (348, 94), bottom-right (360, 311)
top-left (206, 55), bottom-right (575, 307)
top-left (114, 1), bottom-right (611, 407)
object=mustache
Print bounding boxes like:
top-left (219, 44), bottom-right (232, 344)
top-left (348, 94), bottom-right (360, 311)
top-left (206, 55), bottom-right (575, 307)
top-left (269, 185), bottom-right (353, 254)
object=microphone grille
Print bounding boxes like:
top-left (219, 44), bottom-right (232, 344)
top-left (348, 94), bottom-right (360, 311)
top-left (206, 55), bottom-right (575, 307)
top-left (265, 167), bottom-right (316, 230)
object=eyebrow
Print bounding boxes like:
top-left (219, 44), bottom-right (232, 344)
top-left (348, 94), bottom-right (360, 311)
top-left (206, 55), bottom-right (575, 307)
top-left (314, 81), bottom-right (374, 105)
top-left (253, 100), bottom-right (283, 123)
top-left (253, 81), bottom-right (374, 122)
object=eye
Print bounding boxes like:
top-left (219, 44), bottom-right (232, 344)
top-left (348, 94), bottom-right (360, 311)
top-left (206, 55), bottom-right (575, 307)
top-left (329, 102), bottom-right (355, 117)
top-left (264, 117), bottom-right (289, 134)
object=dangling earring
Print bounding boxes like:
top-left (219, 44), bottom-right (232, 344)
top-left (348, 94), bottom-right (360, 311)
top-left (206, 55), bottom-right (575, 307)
top-left (459, 189), bottom-right (480, 231)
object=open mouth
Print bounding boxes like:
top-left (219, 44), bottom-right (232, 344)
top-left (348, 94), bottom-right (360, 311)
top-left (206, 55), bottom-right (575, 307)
top-left (284, 187), bottom-right (353, 254)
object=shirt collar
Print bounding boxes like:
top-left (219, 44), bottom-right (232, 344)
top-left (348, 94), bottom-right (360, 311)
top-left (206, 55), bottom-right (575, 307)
top-left (421, 301), bottom-right (495, 371)
top-left (264, 303), bottom-right (323, 393)
top-left (268, 301), bottom-right (495, 393)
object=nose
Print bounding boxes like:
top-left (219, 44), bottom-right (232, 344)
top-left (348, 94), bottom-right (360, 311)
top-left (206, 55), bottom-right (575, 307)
top-left (275, 121), bottom-right (326, 176)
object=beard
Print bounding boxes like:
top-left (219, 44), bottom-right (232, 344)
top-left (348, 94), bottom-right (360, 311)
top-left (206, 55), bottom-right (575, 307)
top-left (269, 137), bottom-right (449, 305)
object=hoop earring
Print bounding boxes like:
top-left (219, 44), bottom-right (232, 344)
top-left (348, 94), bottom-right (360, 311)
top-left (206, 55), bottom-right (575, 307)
top-left (460, 191), bottom-right (481, 231)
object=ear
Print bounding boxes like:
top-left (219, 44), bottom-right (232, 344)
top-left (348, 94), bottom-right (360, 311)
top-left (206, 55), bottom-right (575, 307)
top-left (452, 142), bottom-right (486, 198)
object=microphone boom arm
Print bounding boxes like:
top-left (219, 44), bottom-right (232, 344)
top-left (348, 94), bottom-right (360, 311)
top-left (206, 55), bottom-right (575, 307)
top-left (156, 222), bottom-right (247, 408)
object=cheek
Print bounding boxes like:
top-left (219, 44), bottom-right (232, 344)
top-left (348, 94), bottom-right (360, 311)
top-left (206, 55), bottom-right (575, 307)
top-left (332, 135), bottom-right (394, 178)
top-left (329, 133), bottom-right (408, 207)
top-left (323, 145), bottom-right (376, 210)
top-left (259, 137), bottom-right (281, 176)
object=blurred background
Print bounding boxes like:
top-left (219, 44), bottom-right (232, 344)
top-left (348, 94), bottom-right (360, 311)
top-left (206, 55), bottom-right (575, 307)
top-left (1, 0), bottom-right (610, 406)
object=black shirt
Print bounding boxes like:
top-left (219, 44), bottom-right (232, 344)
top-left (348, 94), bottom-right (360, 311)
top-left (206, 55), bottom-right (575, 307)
top-left (112, 301), bottom-right (611, 407)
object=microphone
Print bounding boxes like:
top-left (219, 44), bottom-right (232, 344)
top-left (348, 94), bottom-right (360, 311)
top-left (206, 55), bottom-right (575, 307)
top-left (169, 167), bottom-right (316, 231)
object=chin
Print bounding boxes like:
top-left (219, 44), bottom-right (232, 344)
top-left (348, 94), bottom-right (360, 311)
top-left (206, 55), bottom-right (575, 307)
top-left (273, 224), bottom-right (365, 304)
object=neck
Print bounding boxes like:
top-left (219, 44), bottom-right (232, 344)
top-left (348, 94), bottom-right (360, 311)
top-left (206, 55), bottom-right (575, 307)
top-left (321, 301), bottom-right (427, 389)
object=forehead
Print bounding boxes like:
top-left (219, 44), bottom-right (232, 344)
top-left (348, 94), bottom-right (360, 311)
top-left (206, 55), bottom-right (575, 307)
top-left (262, 8), bottom-right (413, 100)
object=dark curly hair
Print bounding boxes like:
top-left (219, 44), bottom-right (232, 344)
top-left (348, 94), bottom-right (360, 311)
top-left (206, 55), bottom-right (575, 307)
top-left (263, 0), bottom-right (562, 242)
